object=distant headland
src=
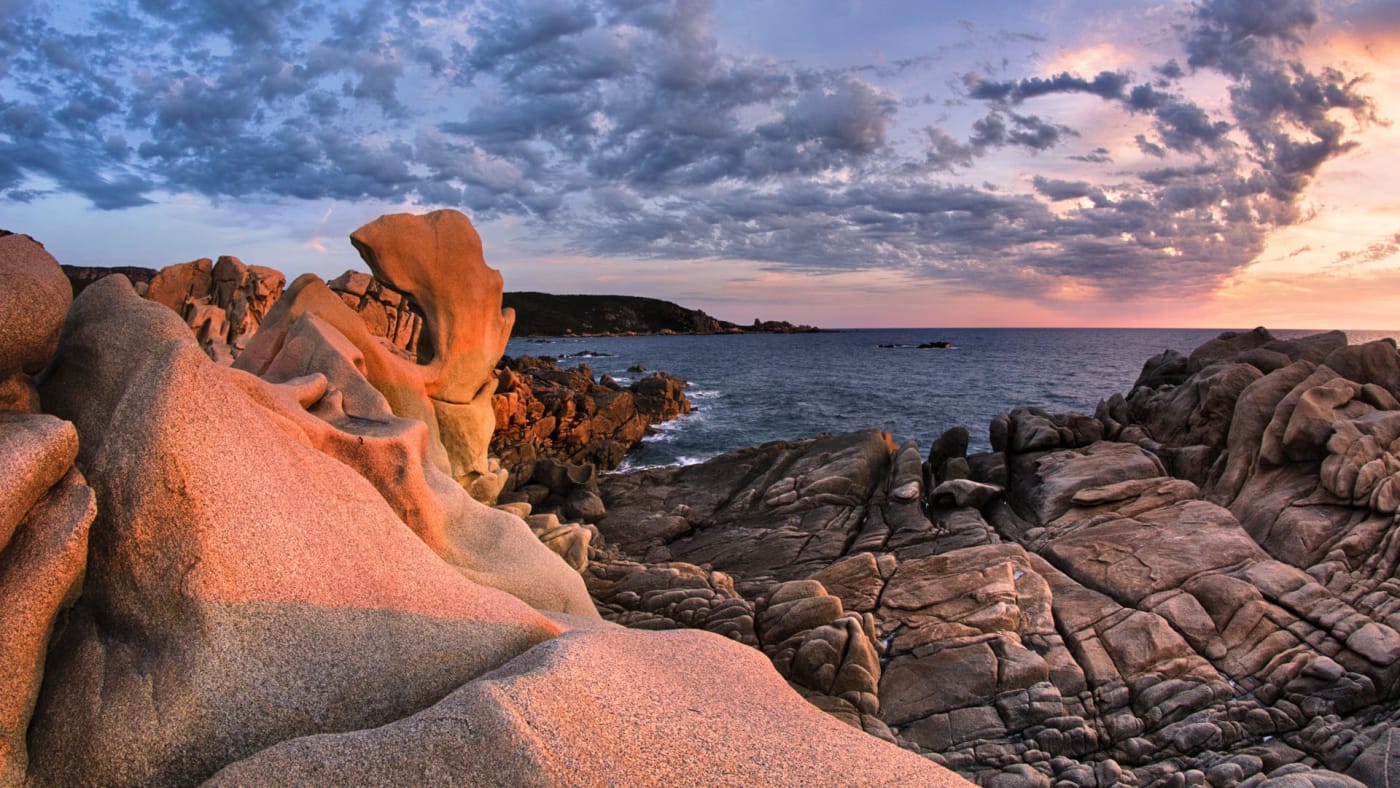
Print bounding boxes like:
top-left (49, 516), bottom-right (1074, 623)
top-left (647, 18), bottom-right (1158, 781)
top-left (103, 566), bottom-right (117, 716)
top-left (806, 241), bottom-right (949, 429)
top-left (503, 291), bottom-right (821, 336)
top-left (61, 265), bottom-right (821, 337)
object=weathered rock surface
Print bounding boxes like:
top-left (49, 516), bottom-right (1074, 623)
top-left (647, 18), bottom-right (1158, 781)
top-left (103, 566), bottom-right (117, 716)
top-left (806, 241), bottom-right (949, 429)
top-left (239, 210), bottom-right (513, 502)
top-left (491, 354), bottom-right (691, 486)
top-left (591, 329), bottom-right (1400, 785)
top-left (6, 217), bottom-right (965, 788)
top-left (206, 628), bottom-right (957, 787)
top-left (141, 254), bottom-right (285, 360)
top-left (0, 415), bottom-right (92, 786)
top-left (31, 276), bottom-right (567, 786)
top-left (0, 234), bottom-right (71, 386)
top-left (327, 268), bottom-right (424, 355)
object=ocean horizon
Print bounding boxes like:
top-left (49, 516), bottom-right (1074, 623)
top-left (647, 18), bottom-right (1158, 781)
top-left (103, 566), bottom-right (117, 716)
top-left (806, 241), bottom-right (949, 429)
top-left (506, 327), bottom-right (1400, 469)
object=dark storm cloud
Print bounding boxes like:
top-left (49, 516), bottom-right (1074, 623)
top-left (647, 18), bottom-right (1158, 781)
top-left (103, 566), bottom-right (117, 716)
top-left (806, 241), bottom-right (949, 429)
top-left (1185, 0), bottom-right (1319, 75)
top-left (964, 70), bottom-right (1129, 103)
top-left (0, 0), bottom-right (1382, 302)
top-left (969, 112), bottom-right (1075, 152)
top-left (1031, 176), bottom-right (1095, 202)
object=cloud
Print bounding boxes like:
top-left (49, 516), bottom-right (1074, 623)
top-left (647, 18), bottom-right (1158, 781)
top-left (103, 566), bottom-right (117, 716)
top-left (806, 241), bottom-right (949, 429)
top-left (1031, 175), bottom-right (1096, 202)
top-left (963, 69), bottom-right (1129, 103)
top-left (1331, 231), bottom-right (1400, 268)
top-left (0, 0), bottom-right (1382, 306)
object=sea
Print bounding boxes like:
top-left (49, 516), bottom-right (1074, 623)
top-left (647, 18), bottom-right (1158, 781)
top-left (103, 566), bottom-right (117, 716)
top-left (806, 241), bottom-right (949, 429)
top-left (504, 328), bottom-right (1400, 470)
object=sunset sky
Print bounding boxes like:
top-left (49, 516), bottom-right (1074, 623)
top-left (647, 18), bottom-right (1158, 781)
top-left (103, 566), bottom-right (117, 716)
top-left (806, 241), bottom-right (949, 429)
top-left (2, 0), bottom-right (1397, 328)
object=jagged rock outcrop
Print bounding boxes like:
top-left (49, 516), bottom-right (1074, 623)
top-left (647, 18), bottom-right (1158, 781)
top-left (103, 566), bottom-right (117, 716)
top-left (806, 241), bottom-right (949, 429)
top-left (591, 328), bottom-right (1400, 785)
top-left (326, 269), bottom-right (424, 356)
top-left (141, 255), bottom-right (286, 361)
top-left (491, 354), bottom-right (691, 486)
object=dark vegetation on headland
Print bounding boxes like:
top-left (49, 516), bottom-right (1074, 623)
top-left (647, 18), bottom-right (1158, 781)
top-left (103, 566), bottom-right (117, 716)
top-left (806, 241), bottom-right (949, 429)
top-left (503, 291), bottom-right (820, 336)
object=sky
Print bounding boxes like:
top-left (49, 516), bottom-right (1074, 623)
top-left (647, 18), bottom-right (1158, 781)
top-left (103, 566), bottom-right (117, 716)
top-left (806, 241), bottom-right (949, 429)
top-left (1, 0), bottom-right (1398, 328)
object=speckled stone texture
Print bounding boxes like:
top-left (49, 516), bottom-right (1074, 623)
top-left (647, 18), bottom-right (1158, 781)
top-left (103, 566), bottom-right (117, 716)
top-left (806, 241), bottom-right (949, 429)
top-left (205, 627), bottom-right (967, 787)
top-left (0, 415), bottom-right (92, 786)
top-left (0, 233), bottom-right (70, 382)
top-left (29, 277), bottom-right (560, 786)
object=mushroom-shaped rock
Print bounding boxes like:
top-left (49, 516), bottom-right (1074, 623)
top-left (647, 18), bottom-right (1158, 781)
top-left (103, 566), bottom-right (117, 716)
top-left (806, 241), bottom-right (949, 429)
top-left (349, 210), bottom-right (515, 498)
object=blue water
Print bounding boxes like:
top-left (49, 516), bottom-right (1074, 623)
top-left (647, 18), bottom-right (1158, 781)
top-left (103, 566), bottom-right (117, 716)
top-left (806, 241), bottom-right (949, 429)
top-left (505, 328), bottom-right (1400, 469)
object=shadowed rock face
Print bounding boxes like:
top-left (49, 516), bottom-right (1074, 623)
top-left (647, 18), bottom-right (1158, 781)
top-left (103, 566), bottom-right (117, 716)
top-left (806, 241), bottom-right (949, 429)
top-left (591, 330), bottom-right (1400, 786)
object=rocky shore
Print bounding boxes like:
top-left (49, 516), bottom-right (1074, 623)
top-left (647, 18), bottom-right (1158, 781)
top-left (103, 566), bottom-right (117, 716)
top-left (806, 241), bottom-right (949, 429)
top-left (5, 211), bottom-right (1400, 786)
top-left (589, 325), bottom-right (1400, 786)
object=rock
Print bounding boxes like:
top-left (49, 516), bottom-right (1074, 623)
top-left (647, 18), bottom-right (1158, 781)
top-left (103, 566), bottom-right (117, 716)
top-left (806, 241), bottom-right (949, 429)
top-left (564, 487), bottom-right (606, 522)
top-left (0, 414), bottom-right (93, 785)
top-left (808, 552), bottom-right (892, 613)
top-left (1324, 339), bottom-right (1400, 399)
top-left (327, 267), bottom-right (423, 354)
top-left (0, 233), bottom-right (71, 381)
top-left (29, 275), bottom-right (584, 786)
top-left (1010, 441), bottom-right (1166, 526)
top-left (349, 210), bottom-right (513, 500)
top-left (1238, 347), bottom-right (1293, 374)
top-left (525, 513), bottom-right (592, 573)
top-left (931, 478), bottom-right (1004, 508)
top-left (1134, 348), bottom-right (1189, 390)
top-left (928, 426), bottom-right (970, 475)
top-left (137, 255), bottom-right (285, 358)
top-left (491, 355), bottom-right (688, 488)
top-left (598, 430), bottom-right (898, 579)
top-left (144, 256), bottom-right (213, 314)
top-left (240, 211), bottom-right (513, 502)
top-left (1187, 327), bottom-right (1274, 373)
top-left (204, 628), bottom-right (963, 786)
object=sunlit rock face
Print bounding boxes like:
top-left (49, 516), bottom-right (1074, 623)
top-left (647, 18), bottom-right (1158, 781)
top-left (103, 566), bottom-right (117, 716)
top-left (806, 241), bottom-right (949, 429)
top-left (1, 217), bottom-right (965, 788)
top-left (144, 254), bottom-right (286, 362)
top-left (31, 275), bottom-right (568, 786)
top-left (591, 330), bottom-right (1400, 786)
top-left (238, 210), bottom-right (513, 503)
top-left (0, 232), bottom-right (92, 787)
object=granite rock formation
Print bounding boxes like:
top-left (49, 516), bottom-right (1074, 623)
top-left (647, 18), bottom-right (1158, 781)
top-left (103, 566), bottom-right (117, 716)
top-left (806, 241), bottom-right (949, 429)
top-left (0, 217), bottom-right (962, 787)
top-left (492, 354), bottom-right (691, 487)
top-left (238, 210), bottom-right (514, 502)
top-left (326, 269), bottom-right (424, 356)
top-left (592, 329), bottom-right (1400, 786)
top-left (140, 255), bottom-right (286, 362)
